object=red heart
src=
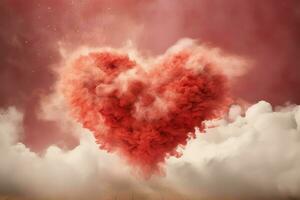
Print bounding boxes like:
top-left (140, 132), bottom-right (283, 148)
top-left (61, 46), bottom-right (229, 176)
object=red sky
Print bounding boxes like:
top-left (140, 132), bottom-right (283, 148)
top-left (0, 0), bottom-right (300, 151)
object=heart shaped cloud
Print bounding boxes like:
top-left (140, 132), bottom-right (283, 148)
top-left (60, 39), bottom-right (244, 176)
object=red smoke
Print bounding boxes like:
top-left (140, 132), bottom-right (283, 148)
top-left (61, 45), bottom-right (229, 175)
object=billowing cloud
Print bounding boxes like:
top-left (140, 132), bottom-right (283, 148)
top-left (167, 101), bottom-right (300, 200)
top-left (1, 101), bottom-right (300, 200)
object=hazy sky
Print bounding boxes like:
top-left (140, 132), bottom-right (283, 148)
top-left (1, 0), bottom-right (300, 150)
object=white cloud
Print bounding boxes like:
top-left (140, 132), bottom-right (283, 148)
top-left (1, 101), bottom-right (300, 199)
top-left (167, 101), bottom-right (300, 199)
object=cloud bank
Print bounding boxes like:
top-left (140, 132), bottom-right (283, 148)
top-left (1, 101), bottom-right (300, 200)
